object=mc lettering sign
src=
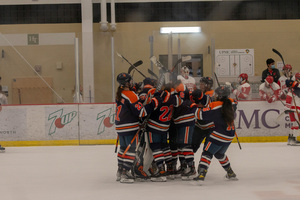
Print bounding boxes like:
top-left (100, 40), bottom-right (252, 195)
top-left (235, 101), bottom-right (288, 137)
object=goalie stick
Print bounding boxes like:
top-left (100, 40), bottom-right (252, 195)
top-left (116, 52), bottom-right (147, 78)
top-left (128, 60), bottom-right (143, 75)
top-left (214, 72), bottom-right (242, 150)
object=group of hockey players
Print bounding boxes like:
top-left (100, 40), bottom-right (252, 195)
top-left (114, 58), bottom-right (300, 184)
top-left (114, 65), bottom-right (239, 184)
top-left (258, 58), bottom-right (300, 145)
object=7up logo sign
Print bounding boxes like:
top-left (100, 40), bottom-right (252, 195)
top-left (97, 108), bottom-right (115, 135)
top-left (48, 108), bottom-right (77, 135)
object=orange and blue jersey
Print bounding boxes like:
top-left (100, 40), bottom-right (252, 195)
top-left (115, 90), bottom-right (159, 136)
top-left (195, 98), bottom-right (238, 145)
top-left (147, 93), bottom-right (183, 134)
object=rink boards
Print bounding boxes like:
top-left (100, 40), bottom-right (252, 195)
top-left (0, 101), bottom-right (295, 146)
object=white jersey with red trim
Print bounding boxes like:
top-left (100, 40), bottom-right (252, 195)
top-left (233, 82), bottom-right (251, 100)
top-left (259, 82), bottom-right (282, 103)
top-left (177, 75), bottom-right (196, 92)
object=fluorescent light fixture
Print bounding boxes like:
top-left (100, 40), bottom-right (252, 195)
top-left (160, 27), bottom-right (201, 34)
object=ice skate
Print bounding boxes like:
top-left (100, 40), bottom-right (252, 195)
top-left (287, 134), bottom-right (292, 145)
top-left (174, 162), bottom-right (187, 178)
top-left (151, 164), bottom-right (167, 182)
top-left (225, 166), bottom-right (238, 181)
top-left (289, 136), bottom-right (300, 146)
top-left (166, 162), bottom-right (176, 180)
top-left (0, 145), bottom-right (5, 153)
top-left (181, 163), bottom-right (196, 181)
top-left (193, 168), bottom-right (207, 185)
top-left (120, 169), bottom-right (135, 184)
top-left (116, 166), bottom-right (122, 181)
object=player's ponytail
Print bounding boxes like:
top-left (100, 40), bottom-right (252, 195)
top-left (220, 97), bottom-right (234, 124)
top-left (116, 86), bottom-right (124, 102)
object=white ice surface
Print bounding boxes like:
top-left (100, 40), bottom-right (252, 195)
top-left (0, 143), bottom-right (300, 200)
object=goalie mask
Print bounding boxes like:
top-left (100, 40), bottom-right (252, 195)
top-left (117, 73), bottom-right (132, 87)
top-left (238, 73), bottom-right (248, 84)
top-left (181, 66), bottom-right (190, 79)
top-left (214, 86), bottom-right (230, 99)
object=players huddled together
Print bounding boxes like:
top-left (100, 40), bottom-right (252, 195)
top-left (115, 62), bottom-right (300, 184)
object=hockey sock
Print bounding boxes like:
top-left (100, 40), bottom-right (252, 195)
top-left (215, 153), bottom-right (230, 170)
top-left (199, 151), bottom-right (212, 170)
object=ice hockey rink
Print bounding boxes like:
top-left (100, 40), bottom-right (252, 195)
top-left (0, 143), bottom-right (299, 200)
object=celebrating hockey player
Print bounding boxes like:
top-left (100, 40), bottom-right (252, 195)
top-left (172, 82), bottom-right (199, 180)
top-left (259, 75), bottom-right (282, 103)
top-left (138, 77), bottom-right (155, 104)
top-left (115, 73), bottom-right (163, 183)
top-left (146, 83), bottom-right (183, 182)
top-left (232, 73), bottom-right (251, 100)
top-left (177, 66), bottom-right (196, 92)
top-left (194, 86), bottom-right (238, 184)
top-left (285, 73), bottom-right (300, 145)
top-left (199, 77), bottom-right (214, 98)
top-left (278, 64), bottom-right (293, 99)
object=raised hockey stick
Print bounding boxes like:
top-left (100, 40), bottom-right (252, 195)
top-left (171, 55), bottom-right (192, 73)
top-left (128, 60), bottom-right (143, 74)
top-left (148, 68), bottom-right (159, 80)
top-left (272, 48), bottom-right (285, 66)
top-left (272, 48), bottom-right (300, 126)
top-left (214, 72), bottom-right (242, 150)
top-left (116, 52), bottom-right (147, 78)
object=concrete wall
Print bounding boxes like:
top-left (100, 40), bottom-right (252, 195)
top-left (0, 20), bottom-right (300, 103)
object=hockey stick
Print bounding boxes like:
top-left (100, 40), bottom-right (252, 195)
top-left (116, 52), bottom-right (147, 78)
top-left (272, 48), bottom-right (285, 66)
top-left (272, 48), bottom-right (300, 126)
top-left (214, 72), bottom-right (220, 87)
top-left (170, 55), bottom-right (192, 73)
top-left (114, 135), bottom-right (119, 153)
top-left (128, 60), bottom-right (143, 74)
top-left (214, 72), bottom-right (242, 150)
top-left (148, 69), bottom-right (159, 80)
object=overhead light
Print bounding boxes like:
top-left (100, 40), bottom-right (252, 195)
top-left (160, 27), bottom-right (201, 34)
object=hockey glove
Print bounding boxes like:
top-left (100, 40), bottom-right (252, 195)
top-left (267, 95), bottom-right (276, 103)
top-left (286, 79), bottom-right (299, 88)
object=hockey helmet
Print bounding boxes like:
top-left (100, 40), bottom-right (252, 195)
top-left (215, 86), bottom-right (230, 98)
top-left (143, 77), bottom-right (154, 86)
top-left (191, 89), bottom-right (203, 104)
top-left (117, 73), bottom-right (132, 86)
top-left (206, 77), bottom-right (214, 87)
top-left (239, 73), bottom-right (248, 81)
top-left (295, 72), bottom-right (300, 81)
top-left (199, 77), bottom-right (208, 85)
top-left (265, 75), bottom-right (274, 84)
top-left (283, 64), bottom-right (292, 71)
